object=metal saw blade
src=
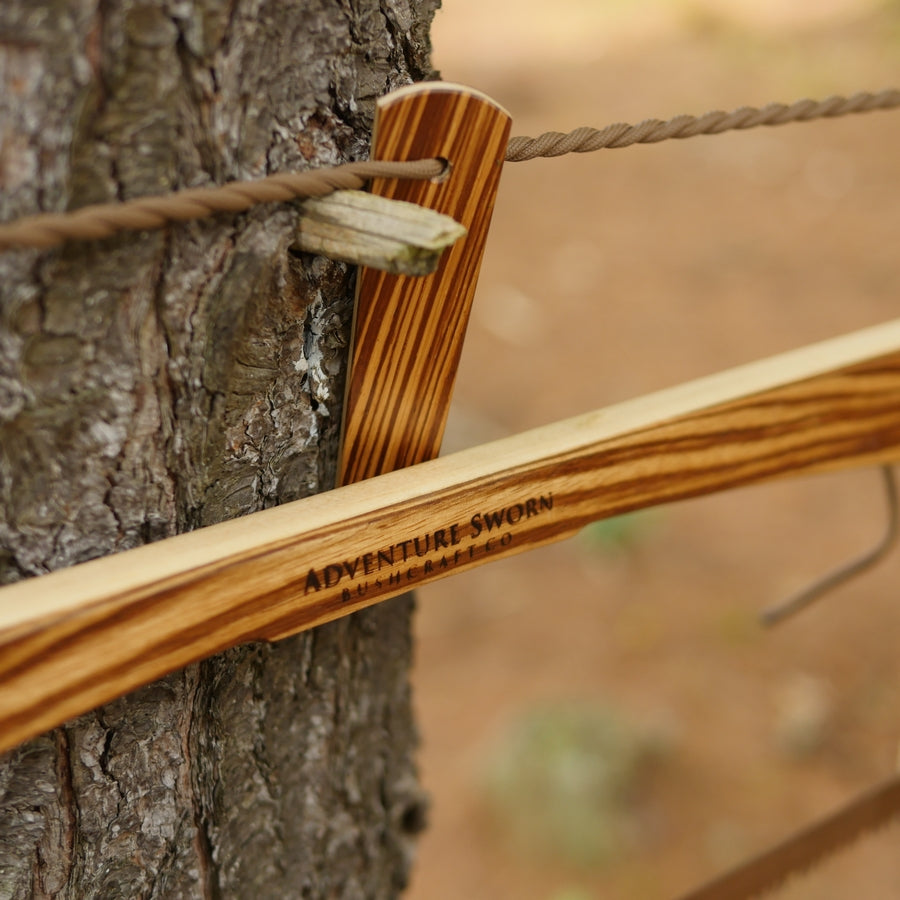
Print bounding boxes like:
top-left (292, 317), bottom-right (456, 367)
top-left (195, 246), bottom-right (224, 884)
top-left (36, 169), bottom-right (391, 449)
top-left (672, 771), bottom-right (900, 900)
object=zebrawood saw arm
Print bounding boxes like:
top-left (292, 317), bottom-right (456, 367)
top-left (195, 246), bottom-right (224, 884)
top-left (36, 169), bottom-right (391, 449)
top-left (1, 317), bottom-right (900, 753)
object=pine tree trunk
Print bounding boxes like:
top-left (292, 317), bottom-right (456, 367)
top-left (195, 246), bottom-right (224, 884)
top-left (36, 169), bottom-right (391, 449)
top-left (0, 2), bottom-right (437, 896)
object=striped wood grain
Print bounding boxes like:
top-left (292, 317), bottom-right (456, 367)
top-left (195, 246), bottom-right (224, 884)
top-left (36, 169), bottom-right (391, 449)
top-left (1, 318), bottom-right (900, 752)
top-left (338, 83), bottom-right (511, 484)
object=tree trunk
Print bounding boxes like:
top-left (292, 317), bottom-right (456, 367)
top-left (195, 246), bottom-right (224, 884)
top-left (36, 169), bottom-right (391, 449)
top-left (0, 2), bottom-right (437, 896)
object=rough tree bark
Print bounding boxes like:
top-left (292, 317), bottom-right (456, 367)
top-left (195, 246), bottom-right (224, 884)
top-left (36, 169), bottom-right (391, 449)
top-left (0, 1), bottom-right (438, 897)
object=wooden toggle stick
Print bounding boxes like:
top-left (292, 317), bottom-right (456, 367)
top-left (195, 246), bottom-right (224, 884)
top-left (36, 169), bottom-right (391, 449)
top-left (1, 317), bottom-right (900, 753)
top-left (292, 189), bottom-right (467, 276)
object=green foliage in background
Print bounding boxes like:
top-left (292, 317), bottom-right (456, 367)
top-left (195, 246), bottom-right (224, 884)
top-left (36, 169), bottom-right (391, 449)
top-left (578, 511), bottom-right (658, 556)
top-left (481, 701), bottom-right (669, 868)
top-left (548, 888), bottom-right (594, 900)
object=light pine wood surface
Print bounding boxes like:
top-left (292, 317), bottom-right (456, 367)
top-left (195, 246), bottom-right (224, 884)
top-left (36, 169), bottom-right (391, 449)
top-left (1, 318), bottom-right (900, 752)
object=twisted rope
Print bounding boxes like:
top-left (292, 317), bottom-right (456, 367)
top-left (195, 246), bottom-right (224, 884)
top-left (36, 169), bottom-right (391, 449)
top-left (504, 88), bottom-right (900, 160)
top-left (0, 159), bottom-right (444, 250)
top-left (1, 89), bottom-right (898, 251)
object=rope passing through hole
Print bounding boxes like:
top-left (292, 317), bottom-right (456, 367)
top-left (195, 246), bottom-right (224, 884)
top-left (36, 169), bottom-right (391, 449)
top-left (0, 89), bottom-right (898, 251)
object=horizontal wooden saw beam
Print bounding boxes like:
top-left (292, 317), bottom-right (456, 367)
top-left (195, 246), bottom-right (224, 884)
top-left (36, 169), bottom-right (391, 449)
top-left (0, 318), bottom-right (899, 752)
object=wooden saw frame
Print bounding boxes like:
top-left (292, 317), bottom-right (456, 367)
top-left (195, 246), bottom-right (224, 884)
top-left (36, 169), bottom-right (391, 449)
top-left (1, 83), bottom-right (899, 756)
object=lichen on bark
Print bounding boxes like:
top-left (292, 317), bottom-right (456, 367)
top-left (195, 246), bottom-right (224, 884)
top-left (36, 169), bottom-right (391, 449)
top-left (0, 1), bottom-right (438, 896)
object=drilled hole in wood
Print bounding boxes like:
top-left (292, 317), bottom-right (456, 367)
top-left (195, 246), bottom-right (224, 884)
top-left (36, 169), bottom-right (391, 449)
top-left (431, 157), bottom-right (452, 183)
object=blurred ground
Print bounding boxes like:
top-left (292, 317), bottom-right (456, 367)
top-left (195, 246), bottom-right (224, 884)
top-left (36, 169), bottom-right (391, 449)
top-left (406, 2), bottom-right (900, 899)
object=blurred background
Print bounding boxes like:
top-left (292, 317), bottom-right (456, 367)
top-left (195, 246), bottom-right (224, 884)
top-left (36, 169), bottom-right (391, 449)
top-left (407, 2), bottom-right (900, 899)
